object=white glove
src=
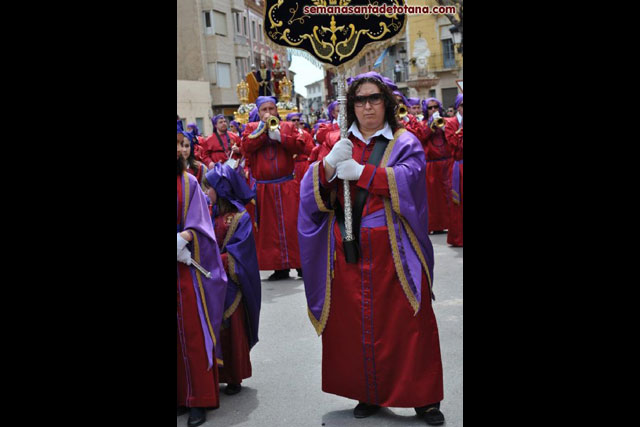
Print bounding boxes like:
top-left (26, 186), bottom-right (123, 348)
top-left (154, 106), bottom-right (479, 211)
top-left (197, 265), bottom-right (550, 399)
top-left (268, 129), bottom-right (281, 142)
top-left (432, 111), bottom-right (441, 120)
top-left (403, 115), bottom-right (411, 123)
top-left (324, 138), bottom-right (353, 168)
top-left (336, 159), bottom-right (365, 181)
top-left (177, 233), bottom-right (189, 256)
top-left (177, 246), bottom-right (192, 265)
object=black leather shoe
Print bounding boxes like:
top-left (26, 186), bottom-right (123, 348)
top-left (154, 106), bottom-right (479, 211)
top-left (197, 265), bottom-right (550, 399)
top-left (296, 268), bottom-right (303, 278)
top-left (416, 405), bottom-right (445, 425)
top-left (187, 407), bottom-right (207, 427)
top-left (353, 402), bottom-right (380, 418)
top-left (224, 383), bottom-right (242, 395)
top-left (177, 406), bottom-right (188, 416)
top-left (267, 269), bottom-right (290, 281)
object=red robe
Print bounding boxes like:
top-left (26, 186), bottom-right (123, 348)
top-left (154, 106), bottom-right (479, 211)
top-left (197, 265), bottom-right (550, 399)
top-left (405, 116), bottom-right (453, 232)
top-left (315, 131), bottom-right (444, 407)
top-left (445, 118), bottom-right (463, 247)
top-left (187, 162), bottom-right (207, 186)
top-left (177, 174), bottom-right (221, 409)
top-left (214, 213), bottom-right (252, 385)
top-left (315, 122), bottom-right (340, 147)
top-left (240, 121), bottom-right (305, 270)
top-left (202, 131), bottom-right (242, 167)
top-left (294, 129), bottom-right (315, 184)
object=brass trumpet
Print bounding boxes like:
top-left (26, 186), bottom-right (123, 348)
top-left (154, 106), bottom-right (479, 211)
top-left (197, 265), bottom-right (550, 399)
top-left (397, 103), bottom-right (408, 119)
top-left (267, 115), bottom-right (280, 131)
top-left (430, 115), bottom-right (446, 131)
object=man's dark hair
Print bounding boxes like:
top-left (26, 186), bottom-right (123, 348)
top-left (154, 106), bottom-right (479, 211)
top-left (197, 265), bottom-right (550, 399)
top-left (346, 77), bottom-right (399, 134)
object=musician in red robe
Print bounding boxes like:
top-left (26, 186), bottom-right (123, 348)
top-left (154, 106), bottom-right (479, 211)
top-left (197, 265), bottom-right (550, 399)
top-left (445, 94), bottom-right (463, 247)
top-left (287, 112), bottom-right (315, 184)
top-left (240, 96), bottom-right (306, 280)
top-left (202, 115), bottom-right (242, 169)
top-left (404, 98), bottom-right (453, 234)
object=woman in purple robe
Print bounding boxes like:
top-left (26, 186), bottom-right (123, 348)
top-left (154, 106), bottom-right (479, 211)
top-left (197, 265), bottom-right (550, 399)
top-left (177, 122), bottom-right (228, 427)
top-left (298, 71), bottom-right (445, 425)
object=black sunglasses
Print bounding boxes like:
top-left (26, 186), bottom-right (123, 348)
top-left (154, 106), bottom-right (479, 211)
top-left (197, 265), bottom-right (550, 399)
top-left (427, 106), bottom-right (439, 110)
top-left (291, 118), bottom-right (299, 121)
top-left (354, 93), bottom-right (384, 106)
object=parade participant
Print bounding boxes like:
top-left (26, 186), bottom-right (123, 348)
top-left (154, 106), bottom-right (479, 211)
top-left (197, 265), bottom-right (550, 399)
top-left (316, 101), bottom-right (340, 144)
top-left (186, 122), bottom-right (206, 162)
top-left (187, 122), bottom-right (204, 144)
top-left (181, 137), bottom-right (208, 189)
top-left (445, 94), bottom-right (463, 247)
top-left (229, 120), bottom-right (244, 136)
top-left (202, 163), bottom-right (262, 396)
top-left (287, 112), bottom-right (315, 184)
top-left (240, 96), bottom-right (305, 280)
top-left (446, 106), bottom-right (455, 117)
top-left (298, 72), bottom-right (445, 425)
top-left (202, 115), bottom-right (242, 169)
top-left (404, 97), bottom-right (453, 234)
top-left (407, 97), bottom-right (423, 120)
top-left (177, 122), bottom-right (228, 427)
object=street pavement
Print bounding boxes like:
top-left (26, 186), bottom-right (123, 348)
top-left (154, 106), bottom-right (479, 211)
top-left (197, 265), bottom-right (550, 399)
top-left (178, 233), bottom-right (462, 426)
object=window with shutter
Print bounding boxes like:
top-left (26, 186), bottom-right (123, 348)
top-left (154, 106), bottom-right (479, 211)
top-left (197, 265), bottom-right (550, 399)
top-left (213, 11), bottom-right (227, 36)
top-left (217, 63), bottom-right (231, 88)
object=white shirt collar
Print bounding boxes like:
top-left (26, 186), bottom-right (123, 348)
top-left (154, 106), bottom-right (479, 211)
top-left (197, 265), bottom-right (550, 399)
top-left (348, 121), bottom-right (394, 145)
top-left (456, 112), bottom-right (463, 125)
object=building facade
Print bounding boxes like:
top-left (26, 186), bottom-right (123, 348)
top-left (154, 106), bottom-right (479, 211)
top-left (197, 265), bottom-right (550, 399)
top-left (177, 0), bottom-right (290, 133)
top-left (304, 79), bottom-right (326, 121)
top-left (405, 3), bottom-right (463, 110)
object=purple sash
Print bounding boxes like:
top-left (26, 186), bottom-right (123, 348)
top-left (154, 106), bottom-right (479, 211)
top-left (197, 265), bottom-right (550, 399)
top-left (256, 174), bottom-right (294, 184)
top-left (452, 160), bottom-right (462, 205)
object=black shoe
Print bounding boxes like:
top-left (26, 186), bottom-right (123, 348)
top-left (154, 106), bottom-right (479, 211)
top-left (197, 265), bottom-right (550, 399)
top-left (416, 405), bottom-right (445, 425)
top-left (224, 383), bottom-right (242, 395)
top-left (353, 402), bottom-right (380, 418)
top-left (187, 407), bottom-right (207, 427)
top-left (296, 268), bottom-right (303, 278)
top-left (267, 269), bottom-right (290, 281)
top-left (177, 406), bottom-right (188, 416)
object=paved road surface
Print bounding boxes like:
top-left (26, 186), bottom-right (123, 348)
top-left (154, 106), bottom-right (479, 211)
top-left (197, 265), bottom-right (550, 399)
top-left (178, 233), bottom-right (462, 426)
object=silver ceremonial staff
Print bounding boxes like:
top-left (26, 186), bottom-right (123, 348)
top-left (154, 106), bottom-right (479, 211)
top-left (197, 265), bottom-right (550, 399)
top-left (337, 65), bottom-right (358, 264)
top-left (190, 258), bottom-right (212, 279)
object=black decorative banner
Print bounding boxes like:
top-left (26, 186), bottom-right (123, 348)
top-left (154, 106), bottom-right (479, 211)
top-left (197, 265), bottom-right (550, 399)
top-left (265, 0), bottom-right (406, 67)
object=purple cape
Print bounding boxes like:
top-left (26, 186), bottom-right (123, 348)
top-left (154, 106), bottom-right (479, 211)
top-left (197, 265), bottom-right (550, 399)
top-left (178, 172), bottom-right (228, 368)
top-left (205, 164), bottom-right (261, 348)
top-left (218, 211), bottom-right (262, 349)
top-left (297, 129), bottom-right (435, 335)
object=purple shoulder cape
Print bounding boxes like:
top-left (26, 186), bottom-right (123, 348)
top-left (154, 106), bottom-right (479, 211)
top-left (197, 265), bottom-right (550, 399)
top-left (218, 210), bottom-right (261, 349)
top-left (179, 172), bottom-right (228, 369)
top-left (298, 129), bottom-right (434, 335)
